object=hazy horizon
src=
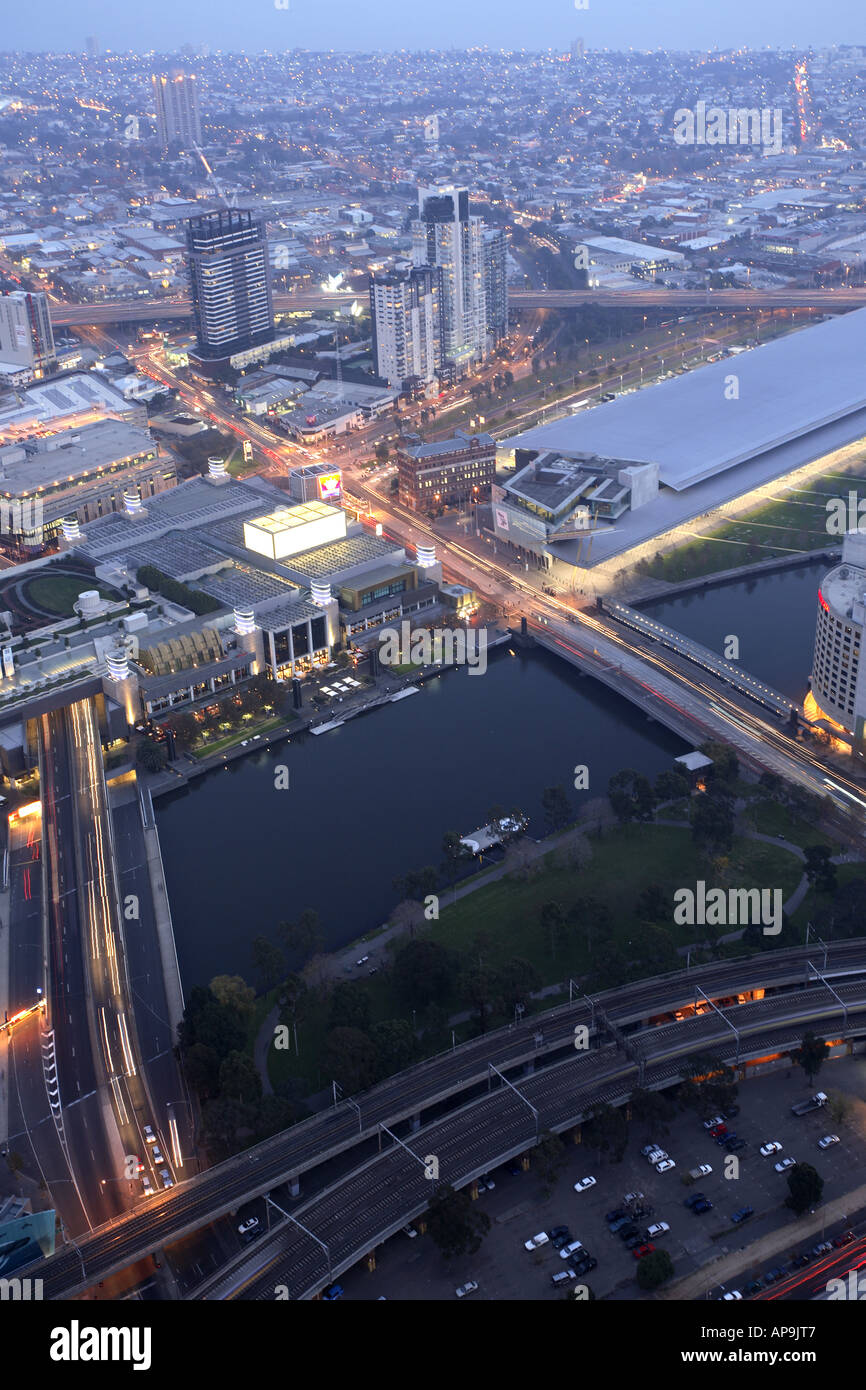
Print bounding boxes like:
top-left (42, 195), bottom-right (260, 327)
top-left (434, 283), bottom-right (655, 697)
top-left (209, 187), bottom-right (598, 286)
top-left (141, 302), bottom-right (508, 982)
top-left (1, 0), bottom-right (862, 59)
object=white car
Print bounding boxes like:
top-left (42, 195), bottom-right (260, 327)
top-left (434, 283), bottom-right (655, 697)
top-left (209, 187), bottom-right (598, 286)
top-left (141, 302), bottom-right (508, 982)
top-left (402, 1225), bottom-right (418, 1239)
top-left (623, 1191), bottom-right (645, 1204)
top-left (723, 1291), bottom-right (743, 1301)
top-left (760, 1141), bottom-right (783, 1157)
top-left (656, 1159), bottom-right (676, 1173)
top-left (141, 1175), bottom-right (154, 1196)
top-left (159, 1168), bottom-right (174, 1190)
top-left (356, 955), bottom-right (370, 966)
top-left (640, 1145), bottom-right (659, 1157)
top-left (455, 1280), bottom-right (479, 1298)
top-left (573, 1176), bottom-right (596, 1193)
top-left (559, 1240), bottom-right (584, 1260)
top-left (647, 1150), bottom-right (667, 1165)
top-left (238, 1217), bottom-right (259, 1236)
top-left (479, 1174), bottom-right (495, 1191)
top-left (818, 1135), bottom-right (840, 1150)
top-left (694, 1164), bottom-right (713, 1177)
top-left (647, 1222), bottom-right (670, 1238)
top-left (525, 1232), bottom-right (549, 1251)
top-left (143, 1126), bottom-right (156, 1145)
top-left (703, 1115), bottom-right (725, 1130)
top-left (775, 1157), bottom-right (796, 1173)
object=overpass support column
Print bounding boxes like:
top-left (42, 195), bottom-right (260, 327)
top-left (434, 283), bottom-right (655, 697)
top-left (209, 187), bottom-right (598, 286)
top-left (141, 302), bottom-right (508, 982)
top-left (365, 1251), bottom-right (377, 1273)
top-left (288, 1175), bottom-right (301, 1199)
top-left (409, 1113), bottom-right (421, 1133)
top-left (468, 1179), bottom-right (479, 1201)
top-left (520, 1154), bottom-right (530, 1172)
top-left (523, 1060), bottom-right (535, 1078)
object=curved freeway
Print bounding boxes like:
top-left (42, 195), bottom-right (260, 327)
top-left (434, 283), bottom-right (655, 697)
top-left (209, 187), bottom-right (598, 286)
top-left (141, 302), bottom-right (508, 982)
top-left (46, 286), bottom-right (866, 326)
top-left (25, 939), bottom-right (866, 1298)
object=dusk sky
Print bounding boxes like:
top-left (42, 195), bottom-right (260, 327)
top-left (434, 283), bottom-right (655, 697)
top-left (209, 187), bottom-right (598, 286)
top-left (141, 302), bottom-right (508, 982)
top-left (4, 0), bottom-right (862, 56)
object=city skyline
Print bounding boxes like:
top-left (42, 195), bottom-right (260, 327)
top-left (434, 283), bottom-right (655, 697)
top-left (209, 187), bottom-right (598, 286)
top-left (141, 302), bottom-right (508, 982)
top-left (3, 0), bottom-right (863, 57)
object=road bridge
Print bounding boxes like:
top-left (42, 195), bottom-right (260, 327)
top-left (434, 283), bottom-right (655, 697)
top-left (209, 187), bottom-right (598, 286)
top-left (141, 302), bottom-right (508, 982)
top-left (24, 940), bottom-right (866, 1298)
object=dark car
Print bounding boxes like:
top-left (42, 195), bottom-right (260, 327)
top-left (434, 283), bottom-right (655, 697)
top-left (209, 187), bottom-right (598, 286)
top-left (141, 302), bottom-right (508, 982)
top-left (731, 1206), bottom-right (754, 1224)
top-left (506, 1161), bottom-right (522, 1176)
top-left (606, 1209), bottom-right (626, 1224)
top-left (624, 1234), bottom-right (642, 1249)
top-left (553, 1232), bottom-right (573, 1249)
top-left (715, 1131), bottom-right (735, 1146)
top-left (724, 1106), bottom-right (740, 1119)
top-left (763, 1266), bottom-right (787, 1284)
top-left (574, 1255), bottom-right (597, 1276)
top-left (608, 1217), bottom-right (630, 1233)
top-left (322, 1283), bottom-right (344, 1301)
top-left (692, 1200), bottom-right (713, 1214)
top-left (726, 1139), bottom-right (747, 1153)
top-left (744, 1279), bottom-right (764, 1297)
top-left (833, 1230), bottom-right (855, 1247)
top-left (811, 1241), bottom-right (833, 1257)
top-left (791, 1253), bottom-right (811, 1268)
top-left (549, 1225), bottom-right (570, 1241)
top-left (684, 1193), bottom-right (707, 1208)
top-left (619, 1224), bottom-right (639, 1241)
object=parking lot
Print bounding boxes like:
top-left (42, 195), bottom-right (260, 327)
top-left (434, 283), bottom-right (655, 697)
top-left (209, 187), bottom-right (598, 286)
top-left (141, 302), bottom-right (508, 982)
top-left (336, 1054), bottom-right (866, 1300)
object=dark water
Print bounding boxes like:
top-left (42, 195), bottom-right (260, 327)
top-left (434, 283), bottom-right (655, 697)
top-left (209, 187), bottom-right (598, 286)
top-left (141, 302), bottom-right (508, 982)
top-left (641, 559), bottom-right (826, 704)
top-left (157, 644), bottom-right (687, 989)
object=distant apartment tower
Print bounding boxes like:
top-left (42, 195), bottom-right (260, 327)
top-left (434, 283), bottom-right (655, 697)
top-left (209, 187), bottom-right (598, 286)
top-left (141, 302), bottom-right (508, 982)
top-left (370, 264), bottom-right (443, 392)
top-left (185, 209), bottom-right (274, 365)
top-left (0, 291), bottom-right (55, 377)
top-left (412, 186), bottom-right (487, 377)
top-left (483, 226), bottom-right (509, 344)
top-left (85, 35), bottom-right (99, 59)
top-left (810, 530), bottom-right (866, 747)
top-left (152, 71), bottom-right (202, 149)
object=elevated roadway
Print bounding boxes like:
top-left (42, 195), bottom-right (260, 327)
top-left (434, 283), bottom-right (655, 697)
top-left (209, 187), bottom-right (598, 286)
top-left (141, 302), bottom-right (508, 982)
top-left (47, 286), bottom-right (866, 327)
top-left (24, 939), bottom-right (866, 1298)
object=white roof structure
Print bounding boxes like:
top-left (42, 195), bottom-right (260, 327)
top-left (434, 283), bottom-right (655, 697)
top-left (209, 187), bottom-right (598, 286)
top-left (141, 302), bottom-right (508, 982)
top-left (511, 308), bottom-right (866, 493)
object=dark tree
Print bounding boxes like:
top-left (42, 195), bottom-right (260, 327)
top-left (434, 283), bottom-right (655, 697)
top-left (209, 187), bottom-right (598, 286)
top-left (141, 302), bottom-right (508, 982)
top-left (690, 791), bottom-right (734, 856)
top-left (541, 784), bottom-right (572, 833)
top-left (371, 1018), bottom-right (418, 1079)
top-left (497, 957), bottom-right (541, 1012)
top-left (636, 1249), bottom-right (674, 1289)
top-left (218, 1050), bottom-right (263, 1106)
top-left (803, 845), bottom-right (837, 895)
top-left (679, 1054), bottom-right (738, 1115)
top-left (654, 767), bottom-right (691, 802)
top-left (583, 1101), bottom-right (628, 1162)
top-left (635, 883), bottom-right (669, 922)
top-left (792, 1031), bottom-right (829, 1086)
top-left (608, 768), bottom-right (655, 823)
top-left (322, 1026), bottom-right (378, 1094)
top-left (393, 939), bottom-right (460, 1008)
top-left (251, 936), bottom-right (285, 992)
top-left (532, 1130), bottom-right (567, 1195)
top-left (426, 1184), bottom-right (491, 1260)
top-left (785, 1162), bottom-right (824, 1215)
top-left (328, 982), bottom-right (373, 1033)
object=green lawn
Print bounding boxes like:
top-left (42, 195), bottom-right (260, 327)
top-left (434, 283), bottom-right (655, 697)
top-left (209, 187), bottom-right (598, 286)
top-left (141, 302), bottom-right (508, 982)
top-left (24, 572), bottom-right (118, 616)
top-left (638, 466), bottom-right (866, 584)
top-left (191, 714), bottom-right (290, 759)
top-left (740, 796), bottom-right (839, 852)
top-left (788, 860), bottom-right (866, 935)
top-left (264, 821), bottom-right (805, 1094)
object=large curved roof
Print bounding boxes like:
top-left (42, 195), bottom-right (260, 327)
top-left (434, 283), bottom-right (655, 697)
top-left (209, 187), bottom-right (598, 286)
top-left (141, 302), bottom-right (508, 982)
top-left (511, 307), bottom-right (866, 492)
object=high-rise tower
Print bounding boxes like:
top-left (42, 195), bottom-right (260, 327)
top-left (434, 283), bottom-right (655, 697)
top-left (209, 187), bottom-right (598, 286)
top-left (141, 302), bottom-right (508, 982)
top-left (185, 209), bottom-right (273, 364)
top-left (152, 71), bottom-right (202, 149)
top-left (411, 186), bottom-right (487, 377)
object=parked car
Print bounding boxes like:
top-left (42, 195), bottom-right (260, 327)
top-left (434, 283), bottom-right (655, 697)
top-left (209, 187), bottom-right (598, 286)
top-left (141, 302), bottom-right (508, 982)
top-left (550, 1270), bottom-right (574, 1287)
top-left (726, 1138), bottom-right (747, 1153)
top-left (656, 1159), bottom-right (676, 1173)
top-left (525, 1232), bottom-right (549, 1251)
top-left (791, 1253), bottom-right (811, 1269)
top-left (606, 1209), bottom-right (626, 1224)
top-left (764, 1266), bottom-right (787, 1284)
top-left (618, 1224), bottom-right (638, 1241)
top-left (553, 1233), bottom-right (573, 1249)
top-left (833, 1230), bottom-right (855, 1247)
top-left (560, 1240), bottom-right (584, 1260)
top-left (646, 1150), bottom-right (667, 1165)
top-left (622, 1192), bottom-right (645, 1204)
top-left (709, 1124), bottom-right (728, 1139)
top-left (624, 1233), bottom-right (643, 1250)
top-left (811, 1241), bottom-right (833, 1257)
top-left (640, 1145), bottom-right (660, 1157)
top-left (506, 1161), bottom-right (522, 1177)
top-left (238, 1217), bottom-right (259, 1236)
top-left (479, 1174), bottom-right (495, 1190)
top-left (403, 1225), bottom-right (418, 1239)
top-left (574, 1176), bottom-right (596, 1193)
top-left (691, 1164), bottom-right (713, 1178)
top-left (549, 1224), bottom-right (570, 1242)
top-left (455, 1280), bottom-right (479, 1297)
top-left (723, 1290), bottom-right (743, 1300)
top-left (574, 1255), bottom-right (597, 1276)
top-left (322, 1283), bottom-right (344, 1301)
top-left (723, 1106), bottom-right (740, 1119)
top-left (692, 1199), bottom-right (713, 1214)
top-left (633, 1243), bottom-right (655, 1260)
top-left (760, 1141), bottom-right (782, 1156)
top-left (774, 1157), bottom-right (796, 1173)
top-left (703, 1115), bottom-right (726, 1130)
top-left (818, 1135), bottom-right (840, 1150)
top-left (731, 1206), bottom-right (754, 1224)
top-left (646, 1222), bottom-right (670, 1238)
top-left (684, 1193), bottom-right (707, 1208)
top-left (744, 1279), bottom-right (764, 1297)
top-left (608, 1217), bottom-right (630, 1233)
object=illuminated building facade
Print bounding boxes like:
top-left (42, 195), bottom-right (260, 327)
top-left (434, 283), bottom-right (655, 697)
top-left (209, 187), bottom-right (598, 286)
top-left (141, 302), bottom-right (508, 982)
top-left (811, 531), bottom-right (866, 747)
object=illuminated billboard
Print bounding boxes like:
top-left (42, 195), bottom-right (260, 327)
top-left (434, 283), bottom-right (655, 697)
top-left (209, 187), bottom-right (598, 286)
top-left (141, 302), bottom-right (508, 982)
top-left (317, 471), bottom-right (342, 502)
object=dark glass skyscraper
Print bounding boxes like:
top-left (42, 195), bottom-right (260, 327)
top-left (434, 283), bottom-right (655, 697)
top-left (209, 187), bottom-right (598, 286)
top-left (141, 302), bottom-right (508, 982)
top-left (185, 209), bottom-right (274, 364)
